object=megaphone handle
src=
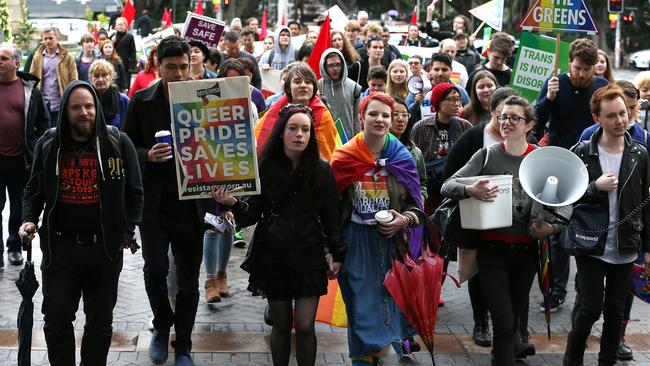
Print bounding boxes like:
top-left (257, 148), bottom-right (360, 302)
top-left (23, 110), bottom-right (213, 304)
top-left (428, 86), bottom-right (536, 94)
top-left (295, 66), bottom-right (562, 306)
top-left (536, 212), bottom-right (546, 229)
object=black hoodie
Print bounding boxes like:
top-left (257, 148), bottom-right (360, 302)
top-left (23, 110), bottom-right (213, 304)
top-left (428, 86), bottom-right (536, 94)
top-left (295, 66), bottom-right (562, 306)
top-left (22, 81), bottom-right (144, 266)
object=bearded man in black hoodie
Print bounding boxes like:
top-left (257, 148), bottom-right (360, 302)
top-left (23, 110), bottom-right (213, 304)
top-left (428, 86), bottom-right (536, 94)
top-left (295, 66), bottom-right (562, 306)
top-left (19, 80), bottom-right (143, 366)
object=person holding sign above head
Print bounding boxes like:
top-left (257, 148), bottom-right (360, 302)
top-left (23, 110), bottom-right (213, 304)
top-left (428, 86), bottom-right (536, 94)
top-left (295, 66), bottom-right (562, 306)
top-left (122, 35), bottom-right (213, 366)
top-left (188, 40), bottom-right (217, 80)
top-left (211, 104), bottom-right (345, 366)
top-left (533, 38), bottom-right (609, 315)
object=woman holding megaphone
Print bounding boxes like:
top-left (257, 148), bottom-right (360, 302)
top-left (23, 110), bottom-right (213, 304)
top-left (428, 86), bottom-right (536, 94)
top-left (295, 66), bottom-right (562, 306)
top-left (441, 95), bottom-right (558, 366)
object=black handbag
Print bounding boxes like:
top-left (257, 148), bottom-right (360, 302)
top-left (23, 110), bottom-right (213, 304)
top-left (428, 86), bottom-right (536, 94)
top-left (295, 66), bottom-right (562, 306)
top-left (431, 198), bottom-right (479, 261)
top-left (560, 202), bottom-right (609, 256)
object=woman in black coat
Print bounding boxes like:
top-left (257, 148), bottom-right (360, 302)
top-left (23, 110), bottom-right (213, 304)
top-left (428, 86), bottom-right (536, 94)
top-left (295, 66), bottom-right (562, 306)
top-left (212, 104), bottom-right (345, 366)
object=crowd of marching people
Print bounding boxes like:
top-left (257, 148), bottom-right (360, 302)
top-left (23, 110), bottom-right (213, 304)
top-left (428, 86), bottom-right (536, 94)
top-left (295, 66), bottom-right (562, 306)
top-left (1, 7), bottom-right (650, 366)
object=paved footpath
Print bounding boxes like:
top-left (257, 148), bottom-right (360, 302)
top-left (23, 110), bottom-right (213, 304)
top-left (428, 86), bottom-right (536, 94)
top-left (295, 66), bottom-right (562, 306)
top-left (1, 205), bottom-right (650, 365)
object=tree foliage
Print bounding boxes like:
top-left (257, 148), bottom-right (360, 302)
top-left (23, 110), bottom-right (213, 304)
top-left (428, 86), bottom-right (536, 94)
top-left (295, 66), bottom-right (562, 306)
top-left (13, 1), bottom-right (35, 51)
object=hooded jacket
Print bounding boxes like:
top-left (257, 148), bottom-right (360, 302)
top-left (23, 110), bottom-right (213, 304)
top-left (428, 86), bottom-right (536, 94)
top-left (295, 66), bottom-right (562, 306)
top-left (16, 71), bottom-right (50, 169)
top-left (318, 48), bottom-right (362, 141)
top-left (259, 26), bottom-right (296, 71)
top-left (22, 81), bottom-right (144, 267)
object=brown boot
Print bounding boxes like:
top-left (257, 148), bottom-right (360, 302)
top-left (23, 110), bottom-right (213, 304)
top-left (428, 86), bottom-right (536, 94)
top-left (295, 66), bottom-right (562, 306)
top-left (216, 270), bottom-right (230, 297)
top-left (204, 278), bottom-right (221, 303)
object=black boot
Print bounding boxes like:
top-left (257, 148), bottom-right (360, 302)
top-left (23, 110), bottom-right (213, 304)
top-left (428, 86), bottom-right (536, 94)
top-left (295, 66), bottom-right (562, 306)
top-left (472, 317), bottom-right (492, 347)
top-left (617, 320), bottom-right (633, 361)
top-left (563, 331), bottom-right (587, 366)
top-left (514, 329), bottom-right (536, 359)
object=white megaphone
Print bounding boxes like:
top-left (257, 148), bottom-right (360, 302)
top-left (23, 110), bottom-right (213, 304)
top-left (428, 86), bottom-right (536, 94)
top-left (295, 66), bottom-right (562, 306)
top-left (407, 75), bottom-right (432, 95)
top-left (519, 146), bottom-right (589, 226)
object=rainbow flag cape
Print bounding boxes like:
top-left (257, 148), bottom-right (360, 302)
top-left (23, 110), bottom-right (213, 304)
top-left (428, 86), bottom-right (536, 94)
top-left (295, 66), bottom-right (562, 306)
top-left (254, 95), bottom-right (342, 161)
top-left (315, 280), bottom-right (348, 327)
top-left (331, 133), bottom-right (424, 256)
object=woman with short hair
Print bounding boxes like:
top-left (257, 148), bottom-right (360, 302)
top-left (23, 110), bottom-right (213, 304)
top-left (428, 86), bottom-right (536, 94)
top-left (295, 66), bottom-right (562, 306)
top-left (88, 59), bottom-right (129, 129)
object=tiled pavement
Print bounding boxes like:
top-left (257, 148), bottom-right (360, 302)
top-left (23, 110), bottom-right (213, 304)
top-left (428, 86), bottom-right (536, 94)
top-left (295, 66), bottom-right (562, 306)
top-left (1, 206), bottom-right (649, 365)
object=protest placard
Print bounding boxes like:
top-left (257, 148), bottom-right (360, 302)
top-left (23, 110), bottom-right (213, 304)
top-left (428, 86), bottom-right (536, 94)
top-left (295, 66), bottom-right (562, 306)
top-left (325, 5), bottom-right (348, 31)
top-left (518, 0), bottom-right (598, 34)
top-left (181, 12), bottom-right (226, 48)
top-left (510, 32), bottom-right (570, 102)
top-left (261, 68), bottom-right (282, 93)
top-left (468, 0), bottom-right (504, 31)
top-left (168, 76), bottom-right (260, 200)
top-left (140, 27), bottom-right (176, 56)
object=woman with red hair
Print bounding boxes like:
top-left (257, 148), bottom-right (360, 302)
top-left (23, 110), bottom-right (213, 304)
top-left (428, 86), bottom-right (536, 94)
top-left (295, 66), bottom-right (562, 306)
top-left (330, 93), bottom-right (426, 365)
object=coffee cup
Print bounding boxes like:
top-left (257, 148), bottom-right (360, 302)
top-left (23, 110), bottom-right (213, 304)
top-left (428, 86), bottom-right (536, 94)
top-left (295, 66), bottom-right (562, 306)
top-left (154, 130), bottom-right (173, 160)
top-left (375, 210), bottom-right (394, 225)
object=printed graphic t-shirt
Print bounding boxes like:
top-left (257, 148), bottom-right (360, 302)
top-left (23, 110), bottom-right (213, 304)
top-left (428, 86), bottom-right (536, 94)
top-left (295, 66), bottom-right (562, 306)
top-left (52, 147), bottom-right (101, 234)
top-left (351, 167), bottom-right (391, 225)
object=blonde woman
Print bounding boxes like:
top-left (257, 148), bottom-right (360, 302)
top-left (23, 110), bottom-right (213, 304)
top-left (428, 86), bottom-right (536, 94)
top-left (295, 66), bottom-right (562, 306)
top-left (386, 59), bottom-right (409, 101)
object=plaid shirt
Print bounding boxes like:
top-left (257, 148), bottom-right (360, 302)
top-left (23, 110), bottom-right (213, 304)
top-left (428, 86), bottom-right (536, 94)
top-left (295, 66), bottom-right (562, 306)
top-left (410, 113), bottom-right (473, 162)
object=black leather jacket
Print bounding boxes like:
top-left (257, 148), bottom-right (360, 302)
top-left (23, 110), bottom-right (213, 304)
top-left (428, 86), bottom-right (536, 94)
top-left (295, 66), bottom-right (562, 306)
top-left (232, 158), bottom-right (345, 271)
top-left (571, 128), bottom-right (650, 255)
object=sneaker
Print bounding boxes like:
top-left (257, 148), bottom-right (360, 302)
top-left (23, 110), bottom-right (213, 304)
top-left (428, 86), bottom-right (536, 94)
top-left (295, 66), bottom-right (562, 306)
top-left (8, 251), bottom-right (23, 265)
top-left (539, 296), bottom-right (564, 313)
top-left (233, 230), bottom-right (247, 248)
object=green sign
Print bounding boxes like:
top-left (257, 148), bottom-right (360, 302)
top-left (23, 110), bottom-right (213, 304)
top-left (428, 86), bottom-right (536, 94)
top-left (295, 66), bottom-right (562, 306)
top-left (510, 32), bottom-right (570, 102)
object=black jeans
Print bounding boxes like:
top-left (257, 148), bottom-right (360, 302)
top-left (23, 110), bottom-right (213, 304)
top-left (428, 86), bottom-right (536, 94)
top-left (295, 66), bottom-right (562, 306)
top-left (0, 154), bottom-right (27, 253)
top-left (477, 242), bottom-right (537, 366)
top-left (41, 238), bottom-right (123, 366)
top-left (571, 256), bottom-right (633, 366)
top-left (141, 219), bottom-right (203, 350)
top-left (550, 232), bottom-right (570, 301)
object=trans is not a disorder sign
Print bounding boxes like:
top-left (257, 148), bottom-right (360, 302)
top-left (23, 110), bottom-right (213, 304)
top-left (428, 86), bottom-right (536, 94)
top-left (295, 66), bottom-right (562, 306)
top-left (168, 76), bottom-right (260, 200)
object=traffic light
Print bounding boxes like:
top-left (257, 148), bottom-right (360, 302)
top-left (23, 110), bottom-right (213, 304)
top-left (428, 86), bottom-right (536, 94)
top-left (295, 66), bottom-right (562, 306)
top-left (608, 0), bottom-right (623, 13)
top-left (623, 14), bottom-right (634, 23)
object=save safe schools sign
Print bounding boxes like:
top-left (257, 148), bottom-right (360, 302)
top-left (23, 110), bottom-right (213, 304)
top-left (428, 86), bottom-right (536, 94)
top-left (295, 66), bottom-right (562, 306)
top-left (518, 0), bottom-right (598, 35)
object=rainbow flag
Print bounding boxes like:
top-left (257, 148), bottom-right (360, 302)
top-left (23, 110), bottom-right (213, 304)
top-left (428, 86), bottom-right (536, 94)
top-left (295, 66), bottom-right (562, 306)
top-left (316, 280), bottom-right (348, 327)
top-left (254, 95), bottom-right (342, 161)
top-left (333, 116), bottom-right (350, 145)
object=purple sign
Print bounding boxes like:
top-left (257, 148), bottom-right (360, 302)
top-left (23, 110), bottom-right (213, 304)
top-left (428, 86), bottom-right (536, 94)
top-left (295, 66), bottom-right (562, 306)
top-left (181, 13), bottom-right (225, 48)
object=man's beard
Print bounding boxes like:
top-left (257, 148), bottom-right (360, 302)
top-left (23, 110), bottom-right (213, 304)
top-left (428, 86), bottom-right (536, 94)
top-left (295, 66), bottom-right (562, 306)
top-left (71, 120), bottom-right (95, 140)
top-left (569, 74), bottom-right (593, 89)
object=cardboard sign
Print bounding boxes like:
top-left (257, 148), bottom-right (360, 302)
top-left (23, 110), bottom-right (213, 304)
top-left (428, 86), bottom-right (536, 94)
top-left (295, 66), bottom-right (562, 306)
top-left (260, 68), bottom-right (282, 93)
top-left (325, 5), bottom-right (349, 31)
top-left (168, 77), bottom-right (260, 200)
top-left (469, 0), bottom-right (504, 31)
top-left (141, 27), bottom-right (176, 56)
top-left (518, 0), bottom-right (598, 34)
top-left (510, 32), bottom-right (570, 102)
top-left (181, 12), bottom-right (226, 48)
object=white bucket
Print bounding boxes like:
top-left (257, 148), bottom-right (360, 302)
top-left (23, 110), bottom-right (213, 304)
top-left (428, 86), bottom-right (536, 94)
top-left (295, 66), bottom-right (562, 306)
top-left (456, 175), bottom-right (513, 230)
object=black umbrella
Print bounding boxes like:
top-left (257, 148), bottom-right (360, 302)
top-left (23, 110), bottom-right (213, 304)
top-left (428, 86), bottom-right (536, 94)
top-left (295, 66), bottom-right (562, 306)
top-left (16, 235), bottom-right (39, 366)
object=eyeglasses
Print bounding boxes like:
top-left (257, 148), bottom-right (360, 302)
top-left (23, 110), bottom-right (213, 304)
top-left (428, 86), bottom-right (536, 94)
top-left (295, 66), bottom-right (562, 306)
top-left (497, 115), bottom-right (527, 125)
top-left (393, 112), bottom-right (410, 118)
top-left (443, 97), bottom-right (462, 105)
top-left (326, 63), bottom-right (343, 69)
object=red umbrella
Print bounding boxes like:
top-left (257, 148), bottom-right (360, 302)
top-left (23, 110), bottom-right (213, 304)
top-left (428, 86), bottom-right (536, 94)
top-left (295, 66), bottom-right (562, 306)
top-left (384, 224), bottom-right (459, 365)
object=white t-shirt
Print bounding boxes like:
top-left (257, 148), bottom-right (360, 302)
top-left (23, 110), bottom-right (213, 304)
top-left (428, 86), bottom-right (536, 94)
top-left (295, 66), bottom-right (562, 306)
top-left (592, 145), bottom-right (638, 264)
top-left (483, 128), bottom-right (500, 147)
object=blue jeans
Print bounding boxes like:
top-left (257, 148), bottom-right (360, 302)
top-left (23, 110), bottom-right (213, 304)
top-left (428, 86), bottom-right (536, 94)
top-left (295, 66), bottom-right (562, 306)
top-left (0, 154), bottom-right (27, 253)
top-left (202, 229), bottom-right (233, 276)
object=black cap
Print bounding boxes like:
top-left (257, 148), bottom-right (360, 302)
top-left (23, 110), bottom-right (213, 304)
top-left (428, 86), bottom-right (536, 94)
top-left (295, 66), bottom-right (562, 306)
top-left (188, 40), bottom-right (210, 61)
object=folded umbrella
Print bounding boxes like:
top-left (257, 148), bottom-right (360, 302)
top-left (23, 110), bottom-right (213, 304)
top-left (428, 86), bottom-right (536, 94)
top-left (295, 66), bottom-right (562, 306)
top-left (16, 235), bottom-right (39, 366)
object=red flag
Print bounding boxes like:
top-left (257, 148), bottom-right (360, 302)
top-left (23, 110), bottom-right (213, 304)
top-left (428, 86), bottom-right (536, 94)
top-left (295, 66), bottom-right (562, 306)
top-left (93, 23), bottom-right (98, 44)
top-left (162, 8), bottom-right (172, 28)
top-left (307, 13), bottom-right (330, 79)
top-left (260, 7), bottom-right (268, 39)
top-left (281, 11), bottom-right (286, 26)
top-left (410, 6), bottom-right (417, 25)
top-left (194, 0), bottom-right (204, 16)
top-left (121, 0), bottom-right (136, 28)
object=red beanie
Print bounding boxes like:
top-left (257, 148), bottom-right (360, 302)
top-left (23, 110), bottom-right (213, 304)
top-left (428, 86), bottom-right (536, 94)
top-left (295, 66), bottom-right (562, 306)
top-left (429, 82), bottom-right (459, 112)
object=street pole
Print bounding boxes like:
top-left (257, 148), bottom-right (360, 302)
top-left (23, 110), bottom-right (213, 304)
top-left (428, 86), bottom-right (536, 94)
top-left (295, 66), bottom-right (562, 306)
top-left (416, 0), bottom-right (420, 23)
top-left (615, 17), bottom-right (621, 68)
top-left (172, 0), bottom-right (176, 23)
